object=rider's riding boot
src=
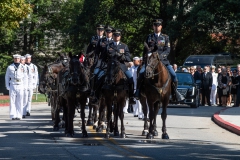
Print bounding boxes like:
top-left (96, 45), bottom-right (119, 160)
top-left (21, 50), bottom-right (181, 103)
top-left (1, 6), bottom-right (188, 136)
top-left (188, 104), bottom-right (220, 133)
top-left (129, 82), bottom-right (136, 105)
top-left (172, 81), bottom-right (185, 102)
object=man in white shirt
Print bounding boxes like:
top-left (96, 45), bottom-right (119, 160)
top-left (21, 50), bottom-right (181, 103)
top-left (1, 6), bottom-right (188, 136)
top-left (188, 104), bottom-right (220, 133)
top-left (210, 66), bottom-right (218, 106)
top-left (129, 57), bottom-right (143, 118)
top-left (20, 56), bottom-right (29, 118)
top-left (25, 54), bottom-right (38, 116)
top-left (5, 54), bottom-right (26, 120)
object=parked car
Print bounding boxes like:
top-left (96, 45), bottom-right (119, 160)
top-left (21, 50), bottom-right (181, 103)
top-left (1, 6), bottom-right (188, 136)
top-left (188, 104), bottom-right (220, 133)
top-left (182, 54), bottom-right (234, 68)
top-left (169, 72), bottom-right (200, 108)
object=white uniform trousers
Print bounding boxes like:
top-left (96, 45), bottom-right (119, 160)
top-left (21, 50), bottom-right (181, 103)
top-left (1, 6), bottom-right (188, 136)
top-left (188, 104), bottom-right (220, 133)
top-left (210, 89), bottom-right (217, 105)
top-left (26, 89), bottom-right (33, 113)
top-left (123, 99), bottom-right (129, 113)
top-left (22, 89), bottom-right (28, 115)
top-left (133, 100), bottom-right (143, 118)
top-left (9, 85), bottom-right (23, 119)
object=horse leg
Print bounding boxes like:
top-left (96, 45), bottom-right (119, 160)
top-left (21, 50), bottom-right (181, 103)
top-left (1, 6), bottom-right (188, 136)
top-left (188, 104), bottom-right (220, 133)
top-left (153, 102), bottom-right (160, 137)
top-left (96, 100), bottom-right (104, 133)
top-left (81, 96), bottom-right (88, 138)
top-left (119, 101), bottom-right (126, 138)
top-left (105, 102), bottom-right (112, 138)
top-left (140, 96), bottom-right (149, 136)
top-left (66, 99), bottom-right (75, 137)
top-left (161, 104), bottom-right (169, 139)
top-left (113, 103), bottom-right (119, 136)
top-left (53, 97), bottom-right (61, 131)
top-left (93, 105), bottom-right (98, 129)
top-left (87, 102), bottom-right (93, 126)
top-left (146, 101), bottom-right (154, 139)
top-left (62, 99), bottom-right (68, 135)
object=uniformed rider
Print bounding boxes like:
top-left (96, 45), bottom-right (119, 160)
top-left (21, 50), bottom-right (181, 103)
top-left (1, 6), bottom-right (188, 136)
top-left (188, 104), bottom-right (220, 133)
top-left (25, 54), bottom-right (39, 116)
top-left (5, 54), bottom-right (26, 120)
top-left (90, 25), bottom-right (114, 103)
top-left (105, 29), bottom-right (136, 105)
top-left (134, 19), bottom-right (184, 102)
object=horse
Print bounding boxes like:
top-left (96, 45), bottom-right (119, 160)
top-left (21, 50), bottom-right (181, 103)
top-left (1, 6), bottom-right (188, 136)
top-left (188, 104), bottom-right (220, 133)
top-left (85, 51), bottom-right (107, 131)
top-left (38, 53), bottom-right (69, 121)
top-left (143, 48), bottom-right (171, 139)
top-left (57, 53), bottom-right (88, 137)
top-left (100, 60), bottom-right (128, 138)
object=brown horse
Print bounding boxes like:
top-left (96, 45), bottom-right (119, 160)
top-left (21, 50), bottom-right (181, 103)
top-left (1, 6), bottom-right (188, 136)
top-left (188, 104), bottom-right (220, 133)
top-left (143, 51), bottom-right (171, 139)
top-left (57, 53), bottom-right (88, 137)
top-left (100, 60), bottom-right (128, 138)
top-left (38, 53), bottom-right (69, 121)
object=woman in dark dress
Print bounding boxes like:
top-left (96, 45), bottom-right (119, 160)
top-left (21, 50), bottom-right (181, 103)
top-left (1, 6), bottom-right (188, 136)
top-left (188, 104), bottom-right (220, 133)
top-left (218, 68), bottom-right (231, 106)
top-left (231, 69), bottom-right (239, 107)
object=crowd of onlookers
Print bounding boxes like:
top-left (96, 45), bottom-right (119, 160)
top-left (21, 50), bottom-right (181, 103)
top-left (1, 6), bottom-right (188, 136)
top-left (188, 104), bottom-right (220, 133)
top-left (172, 64), bottom-right (240, 107)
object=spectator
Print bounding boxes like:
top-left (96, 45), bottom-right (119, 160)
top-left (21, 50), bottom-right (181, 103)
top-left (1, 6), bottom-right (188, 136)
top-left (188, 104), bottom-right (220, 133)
top-left (173, 64), bottom-right (178, 72)
top-left (216, 67), bottom-right (222, 106)
top-left (190, 66), bottom-right (195, 77)
top-left (218, 68), bottom-right (231, 106)
top-left (194, 65), bottom-right (202, 83)
top-left (181, 67), bottom-right (188, 72)
top-left (201, 66), bottom-right (213, 106)
top-left (237, 64), bottom-right (240, 76)
top-left (231, 69), bottom-right (238, 107)
top-left (210, 66), bottom-right (218, 106)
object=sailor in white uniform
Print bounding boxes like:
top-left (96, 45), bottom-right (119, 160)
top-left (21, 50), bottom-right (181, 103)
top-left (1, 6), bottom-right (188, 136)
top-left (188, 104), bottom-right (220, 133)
top-left (5, 54), bottom-right (26, 120)
top-left (20, 56), bottom-right (29, 118)
top-left (25, 54), bottom-right (38, 116)
top-left (129, 57), bottom-right (143, 119)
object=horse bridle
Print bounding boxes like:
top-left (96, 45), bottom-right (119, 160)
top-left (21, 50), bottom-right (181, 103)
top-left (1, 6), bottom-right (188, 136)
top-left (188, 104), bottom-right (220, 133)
top-left (68, 57), bottom-right (83, 85)
top-left (146, 53), bottom-right (163, 78)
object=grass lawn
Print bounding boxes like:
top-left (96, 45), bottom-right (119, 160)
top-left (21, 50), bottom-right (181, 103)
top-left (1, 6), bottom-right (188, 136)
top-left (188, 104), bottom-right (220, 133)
top-left (0, 94), bottom-right (47, 104)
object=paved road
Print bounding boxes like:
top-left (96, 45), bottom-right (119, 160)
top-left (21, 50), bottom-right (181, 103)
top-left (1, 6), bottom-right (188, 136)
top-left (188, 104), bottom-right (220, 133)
top-left (0, 104), bottom-right (240, 160)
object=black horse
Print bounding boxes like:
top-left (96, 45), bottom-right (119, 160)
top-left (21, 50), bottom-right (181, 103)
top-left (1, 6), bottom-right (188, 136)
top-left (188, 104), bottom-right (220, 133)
top-left (57, 53), bottom-right (88, 137)
top-left (100, 60), bottom-right (128, 138)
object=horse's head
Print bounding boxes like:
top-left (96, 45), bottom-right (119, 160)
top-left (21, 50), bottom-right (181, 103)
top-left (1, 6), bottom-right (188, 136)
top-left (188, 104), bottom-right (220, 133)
top-left (69, 52), bottom-right (81, 85)
top-left (58, 52), bottom-right (69, 66)
top-left (145, 52), bottom-right (160, 78)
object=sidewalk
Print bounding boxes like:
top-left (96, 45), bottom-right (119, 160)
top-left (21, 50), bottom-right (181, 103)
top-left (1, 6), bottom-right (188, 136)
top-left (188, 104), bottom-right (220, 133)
top-left (213, 107), bottom-right (240, 136)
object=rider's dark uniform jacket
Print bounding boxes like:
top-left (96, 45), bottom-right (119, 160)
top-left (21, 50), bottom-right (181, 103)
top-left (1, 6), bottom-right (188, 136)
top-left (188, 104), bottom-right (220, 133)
top-left (95, 37), bottom-right (113, 68)
top-left (144, 33), bottom-right (170, 65)
top-left (104, 41), bottom-right (131, 73)
top-left (86, 35), bottom-right (102, 54)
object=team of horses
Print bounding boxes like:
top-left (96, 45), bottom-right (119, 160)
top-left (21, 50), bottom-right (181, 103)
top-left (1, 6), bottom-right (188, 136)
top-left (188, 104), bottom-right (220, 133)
top-left (38, 48), bottom-right (171, 139)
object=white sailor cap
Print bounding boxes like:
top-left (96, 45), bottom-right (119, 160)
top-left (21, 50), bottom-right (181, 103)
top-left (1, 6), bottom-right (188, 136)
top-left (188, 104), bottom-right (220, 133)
top-left (133, 57), bottom-right (140, 61)
top-left (13, 54), bottom-right (21, 58)
top-left (140, 57), bottom-right (143, 60)
top-left (25, 54), bottom-right (32, 58)
top-left (20, 56), bottom-right (26, 60)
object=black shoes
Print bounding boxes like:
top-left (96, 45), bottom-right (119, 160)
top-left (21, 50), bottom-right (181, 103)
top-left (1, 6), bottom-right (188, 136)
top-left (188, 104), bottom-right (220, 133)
top-left (12, 118), bottom-right (21, 120)
top-left (26, 112), bottom-right (30, 116)
top-left (22, 115), bottom-right (26, 118)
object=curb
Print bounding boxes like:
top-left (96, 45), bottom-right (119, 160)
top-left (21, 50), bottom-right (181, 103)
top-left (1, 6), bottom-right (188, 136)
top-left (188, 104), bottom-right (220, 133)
top-left (212, 108), bottom-right (240, 136)
top-left (0, 102), bottom-right (47, 107)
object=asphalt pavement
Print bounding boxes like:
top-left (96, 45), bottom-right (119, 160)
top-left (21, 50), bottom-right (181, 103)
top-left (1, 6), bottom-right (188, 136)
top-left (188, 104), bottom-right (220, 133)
top-left (0, 103), bottom-right (240, 160)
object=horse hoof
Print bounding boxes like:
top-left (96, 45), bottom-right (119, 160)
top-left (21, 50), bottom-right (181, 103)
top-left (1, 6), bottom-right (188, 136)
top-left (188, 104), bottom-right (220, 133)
top-left (103, 125), bottom-right (107, 130)
top-left (96, 127), bottom-right (103, 133)
top-left (114, 131), bottom-right (119, 136)
top-left (82, 133), bottom-right (88, 138)
top-left (53, 126), bottom-right (59, 131)
top-left (66, 133), bottom-right (74, 137)
top-left (86, 120), bottom-right (93, 126)
top-left (162, 133), bottom-right (169, 139)
top-left (142, 130), bottom-right (148, 136)
top-left (153, 130), bottom-right (158, 136)
top-left (146, 133), bottom-right (154, 139)
top-left (93, 125), bottom-right (96, 130)
top-left (105, 134), bottom-right (110, 139)
top-left (120, 133), bottom-right (126, 138)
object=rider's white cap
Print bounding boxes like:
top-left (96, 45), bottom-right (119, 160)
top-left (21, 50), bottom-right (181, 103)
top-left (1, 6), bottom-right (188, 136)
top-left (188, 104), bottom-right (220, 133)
top-left (25, 54), bottom-right (32, 58)
top-left (13, 54), bottom-right (21, 58)
top-left (20, 56), bottom-right (26, 60)
top-left (133, 57), bottom-right (140, 61)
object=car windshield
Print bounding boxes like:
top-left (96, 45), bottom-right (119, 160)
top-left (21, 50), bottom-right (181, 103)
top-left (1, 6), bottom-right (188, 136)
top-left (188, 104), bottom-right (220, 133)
top-left (177, 73), bottom-right (194, 85)
top-left (183, 56), bottom-right (214, 66)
